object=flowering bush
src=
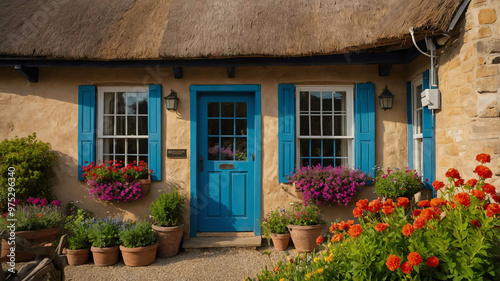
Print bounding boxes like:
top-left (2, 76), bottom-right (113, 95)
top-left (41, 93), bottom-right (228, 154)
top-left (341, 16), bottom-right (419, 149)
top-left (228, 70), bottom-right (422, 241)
top-left (82, 160), bottom-right (151, 202)
top-left (261, 207), bottom-right (291, 242)
top-left (65, 208), bottom-right (94, 250)
top-left (288, 202), bottom-right (325, 226)
top-left (290, 165), bottom-right (367, 206)
top-left (374, 167), bottom-right (424, 199)
top-left (0, 197), bottom-right (64, 231)
top-left (87, 217), bottom-right (124, 248)
top-left (119, 220), bottom-right (157, 248)
top-left (253, 153), bottom-right (500, 280)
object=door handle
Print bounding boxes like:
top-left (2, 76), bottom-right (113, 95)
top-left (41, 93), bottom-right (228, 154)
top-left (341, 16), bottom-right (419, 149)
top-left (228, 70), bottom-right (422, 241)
top-left (200, 156), bottom-right (203, 172)
top-left (252, 153), bottom-right (255, 161)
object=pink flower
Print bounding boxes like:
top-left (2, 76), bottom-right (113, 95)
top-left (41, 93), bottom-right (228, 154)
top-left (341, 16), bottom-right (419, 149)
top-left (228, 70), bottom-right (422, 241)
top-left (51, 200), bottom-right (61, 207)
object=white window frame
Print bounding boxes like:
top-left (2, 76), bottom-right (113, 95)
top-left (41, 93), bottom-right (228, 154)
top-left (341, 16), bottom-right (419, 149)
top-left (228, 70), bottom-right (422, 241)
top-left (295, 85), bottom-right (355, 168)
top-left (411, 76), bottom-right (424, 174)
top-left (96, 86), bottom-right (149, 164)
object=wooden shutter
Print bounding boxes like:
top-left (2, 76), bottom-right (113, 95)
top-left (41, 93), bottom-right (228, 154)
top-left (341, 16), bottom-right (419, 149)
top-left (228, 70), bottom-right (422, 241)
top-left (148, 84), bottom-right (162, 181)
top-left (354, 83), bottom-right (375, 179)
top-left (78, 85), bottom-right (96, 180)
top-left (278, 84), bottom-right (295, 183)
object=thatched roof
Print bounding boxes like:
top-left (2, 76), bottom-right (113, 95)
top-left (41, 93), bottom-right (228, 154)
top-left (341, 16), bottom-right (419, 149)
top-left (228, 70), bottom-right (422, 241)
top-left (0, 0), bottom-right (462, 60)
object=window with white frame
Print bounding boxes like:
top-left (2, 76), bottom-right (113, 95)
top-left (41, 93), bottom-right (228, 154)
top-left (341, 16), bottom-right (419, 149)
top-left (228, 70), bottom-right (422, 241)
top-left (412, 77), bottom-right (423, 174)
top-left (97, 87), bottom-right (149, 164)
top-left (296, 86), bottom-right (354, 168)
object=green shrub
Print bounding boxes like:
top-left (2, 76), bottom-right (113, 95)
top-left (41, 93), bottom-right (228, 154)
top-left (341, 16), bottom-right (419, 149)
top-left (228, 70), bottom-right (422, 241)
top-left (87, 217), bottom-right (122, 248)
top-left (374, 167), bottom-right (423, 199)
top-left (149, 187), bottom-right (185, 227)
top-left (65, 208), bottom-right (94, 250)
top-left (0, 133), bottom-right (58, 207)
top-left (119, 221), bottom-right (157, 248)
top-left (288, 201), bottom-right (325, 226)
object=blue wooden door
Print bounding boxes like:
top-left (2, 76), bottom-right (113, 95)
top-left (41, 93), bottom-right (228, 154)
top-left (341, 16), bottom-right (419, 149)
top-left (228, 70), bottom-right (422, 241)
top-left (197, 93), bottom-right (255, 232)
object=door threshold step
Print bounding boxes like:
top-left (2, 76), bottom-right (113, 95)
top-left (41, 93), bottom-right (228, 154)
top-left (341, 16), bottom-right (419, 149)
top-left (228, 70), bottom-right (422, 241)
top-left (196, 232), bottom-right (255, 237)
top-left (182, 236), bottom-right (261, 249)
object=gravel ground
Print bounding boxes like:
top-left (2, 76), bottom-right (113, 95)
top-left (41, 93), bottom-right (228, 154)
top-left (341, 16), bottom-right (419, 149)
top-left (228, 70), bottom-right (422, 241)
top-left (63, 245), bottom-right (294, 281)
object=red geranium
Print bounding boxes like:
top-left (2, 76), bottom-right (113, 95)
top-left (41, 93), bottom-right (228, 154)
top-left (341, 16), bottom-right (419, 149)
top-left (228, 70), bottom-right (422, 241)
top-left (356, 199), bottom-right (369, 210)
top-left (348, 224), bottom-right (363, 239)
top-left (430, 198), bottom-right (447, 207)
top-left (470, 220), bottom-right (481, 228)
top-left (401, 261), bottom-right (413, 274)
top-left (426, 256), bottom-right (439, 267)
top-left (386, 255), bottom-right (401, 271)
top-left (402, 224), bottom-right (414, 236)
top-left (465, 179), bottom-right (478, 188)
top-left (432, 180), bottom-right (445, 191)
top-left (471, 189), bottom-right (485, 200)
top-left (413, 209), bottom-right (422, 217)
top-left (482, 183), bottom-right (496, 195)
top-left (367, 199), bottom-right (383, 213)
top-left (474, 165), bottom-right (493, 179)
top-left (353, 207), bottom-right (364, 218)
top-left (382, 205), bottom-right (395, 215)
top-left (413, 217), bottom-right (426, 230)
top-left (396, 197), bottom-right (410, 208)
top-left (454, 179), bottom-right (464, 187)
top-left (445, 168), bottom-right (461, 179)
top-left (316, 236), bottom-right (324, 245)
top-left (331, 233), bottom-right (343, 242)
top-left (476, 153), bottom-right (491, 164)
top-left (453, 192), bottom-right (471, 207)
top-left (408, 252), bottom-right (423, 266)
top-left (417, 200), bottom-right (430, 207)
top-left (374, 223), bottom-right (389, 232)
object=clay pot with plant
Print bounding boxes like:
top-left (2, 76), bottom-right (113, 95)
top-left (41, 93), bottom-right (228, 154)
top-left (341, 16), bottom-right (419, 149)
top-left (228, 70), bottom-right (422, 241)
top-left (119, 221), bottom-right (158, 266)
top-left (261, 207), bottom-right (291, 251)
top-left (64, 208), bottom-right (94, 265)
top-left (87, 217), bottom-right (122, 266)
top-left (150, 187), bottom-right (185, 258)
top-left (287, 202), bottom-right (326, 253)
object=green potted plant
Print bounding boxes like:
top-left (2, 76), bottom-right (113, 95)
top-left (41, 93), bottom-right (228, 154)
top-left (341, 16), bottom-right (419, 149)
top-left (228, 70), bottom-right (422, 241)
top-left (374, 167), bottom-right (424, 200)
top-left (119, 221), bottom-right (158, 266)
top-left (87, 217), bottom-right (122, 266)
top-left (64, 208), bottom-right (94, 266)
top-left (261, 208), bottom-right (291, 251)
top-left (0, 198), bottom-right (64, 262)
top-left (287, 202), bottom-right (326, 253)
top-left (149, 187), bottom-right (185, 257)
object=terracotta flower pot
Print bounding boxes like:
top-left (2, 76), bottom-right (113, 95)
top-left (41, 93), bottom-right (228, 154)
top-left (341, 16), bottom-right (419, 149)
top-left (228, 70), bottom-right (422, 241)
top-left (91, 245), bottom-right (119, 266)
top-left (152, 224), bottom-right (183, 258)
top-left (136, 173), bottom-right (152, 196)
top-left (288, 224), bottom-right (322, 253)
top-left (270, 233), bottom-right (290, 251)
top-left (66, 248), bottom-right (90, 266)
top-left (1, 227), bottom-right (60, 262)
top-left (120, 242), bottom-right (159, 266)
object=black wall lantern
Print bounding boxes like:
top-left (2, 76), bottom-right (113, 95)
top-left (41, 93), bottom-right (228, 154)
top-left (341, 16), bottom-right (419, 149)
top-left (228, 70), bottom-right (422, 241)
top-left (378, 86), bottom-right (394, 111)
top-left (164, 89), bottom-right (179, 111)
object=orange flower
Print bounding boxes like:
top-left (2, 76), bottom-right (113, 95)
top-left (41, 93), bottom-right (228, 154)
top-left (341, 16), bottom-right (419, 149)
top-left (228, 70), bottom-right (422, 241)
top-left (453, 192), bottom-right (471, 207)
top-left (402, 224), bottom-right (414, 236)
top-left (356, 199), bottom-right (369, 210)
top-left (384, 199), bottom-right (395, 207)
top-left (274, 266), bottom-right (279, 272)
top-left (375, 223), bottom-right (389, 232)
top-left (491, 194), bottom-right (500, 203)
top-left (471, 189), bottom-right (485, 200)
top-left (408, 252), bottom-right (423, 266)
top-left (353, 207), bottom-right (364, 218)
top-left (331, 233), bottom-right (343, 242)
top-left (382, 205), bottom-right (395, 215)
top-left (474, 165), bottom-right (493, 179)
top-left (420, 208), bottom-right (435, 221)
top-left (430, 198), bottom-right (447, 208)
top-left (432, 181), bottom-right (445, 191)
top-left (413, 209), bottom-right (421, 217)
top-left (368, 199), bottom-right (383, 213)
top-left (476, 153), bottom-right (491, 164)
top-left (338, 220), bottom-right (353, 231)
top-left (482, 183), bottom-right (496, 195)
top-left (386, 255), bottom-right (401, 271)
top-left (426, 256), bottom-right (439, 267)
top-left (486, 203), bottom-right (500, 217)
top-left (465, 179), bottom-right (478, 188)
top-left (397, 197), bottom-right (410, 208)
top-left (329, 222), bottom-right (339, 233)
top-left (417, 200), bottom-right (430, 207)
top-left (445, 168), bottom-right (461, 179)
top-left (401, 261), bottom-right (413, 274)
top-left (348, 224), bottom-right (363, 239)
top-left (316, 236), bottom-right (324, 245)
top-left (413, 217), bottom-right (426, 230)
top-left (38, 213), bottom-right (43, 217)
top-left (470, 220), bottom-right (481, 228)
top-left (454, 179), bottom-right (464, 187)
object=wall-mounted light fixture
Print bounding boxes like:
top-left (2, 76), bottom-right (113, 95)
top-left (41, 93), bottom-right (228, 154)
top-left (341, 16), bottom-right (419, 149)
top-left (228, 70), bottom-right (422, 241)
top-left (378, 86), bottom-right (394, 111)
top-left (164, 89), bottom-right (179, 111)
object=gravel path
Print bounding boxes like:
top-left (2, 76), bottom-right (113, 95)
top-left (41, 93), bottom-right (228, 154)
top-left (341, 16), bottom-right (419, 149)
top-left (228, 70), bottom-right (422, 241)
top-left (64, 245), bottom-right (294, 281)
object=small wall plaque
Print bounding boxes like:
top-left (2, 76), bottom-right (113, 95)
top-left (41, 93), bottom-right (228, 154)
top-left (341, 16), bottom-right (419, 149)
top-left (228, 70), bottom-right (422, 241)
top-left (167, 149), bottom-right (187, 158)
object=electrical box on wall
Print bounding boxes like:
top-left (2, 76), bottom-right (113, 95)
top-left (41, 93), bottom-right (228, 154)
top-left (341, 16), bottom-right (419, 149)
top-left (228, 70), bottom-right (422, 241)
top-left (420, 89), bottom-right (441, 110)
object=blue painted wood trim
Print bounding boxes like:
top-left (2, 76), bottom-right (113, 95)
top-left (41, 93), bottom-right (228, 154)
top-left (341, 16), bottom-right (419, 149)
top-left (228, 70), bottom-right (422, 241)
top-left (278, 84), bottom-right (295, 183)
top-left (148, 85), bottom-right (162, 181)
top-left (406, 81), bottom-right (413, 170)
top-left (78, 85), bottom-right (96, 180)
top-left (354, 83), bottom-right (376, 179)
top-left (421, 70), bottom-right (436, 196)
top-left (189, 84), bottom-right (262, 237)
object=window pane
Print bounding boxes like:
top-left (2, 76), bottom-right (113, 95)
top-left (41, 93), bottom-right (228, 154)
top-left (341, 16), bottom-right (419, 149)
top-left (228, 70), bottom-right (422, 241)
top-left (208, 102), bottom-right (219, 117)
top-left (103, 138), bottom-right (113, 154)
top-left (208, 119), bottom-right (219, 135)
top-left (116, 92), bottom-right (126, 114)
top-left (300, 139), bottom-right (309, 157)
top-left (127, 116), bottom-right (136, 135)
top-left (300, 91), bottom-right (309, 112)
top-left (116, 116), bottom-right (126, 135)
top-left (115, 155), bottom-right (125, 164)
top-left (236, 119), bottom-right (246, 135)
top-left (115, 139), bottom-right (125, 154)
top-left (138, 116), bottom-right (148, 135)
top-left (103, 116), bottom-right (114, 135)
top-left (128, 155), bottom-right (138, 164)
top-left (335, 139), bottom-right (348, 157)
top-left (334, 92), bottom-right (346, 112)
top-left (236, 102), bottom-right (246, 117)
top-left (300, 158), bottom-right (309, 167)
top-left (221, 119), bottom-right (234, 135)
top-left (323, 139), bottom-right (334, 157)
top-left (139, 139), bottom-right (148, 154)
top-left (208, 137), bottom-right (219, 160)
top-left (139, 156), bottom-right (148, 164)
top-left (323, 116), bottom-right (332, 136)
top-left (310, 116), bottom-right (321, 136)
top-left (127, 92), bottom-right (137, 114)
top-left (300, 116), bottom-right (309, 136)
top-left (221, 137), bottom-right (234, 160)
top-left (334, 115), bottom-right (346, 136)
top-left (323, 158), bottom-right (334, 168)
top-left (104, 92), bottom-right (115, 114)
top-left (235, 137), bottom-right (247, 161)
top-left (311, 158), bottom-right (321, 166)
top-left (137, 92), bottom-right (148, 114)
top-left (322, 92), bottom-right (332, 112)
top-left (221, 102), bottom-right (234, 117)
top-left (310, 92), bottom-right (321, 113)
top-left (311, 139), bottom-right (321, 157)
top-left (127, 139), bottom-right (137, 154)
top-left (103, 155), bottom-right (112, 162)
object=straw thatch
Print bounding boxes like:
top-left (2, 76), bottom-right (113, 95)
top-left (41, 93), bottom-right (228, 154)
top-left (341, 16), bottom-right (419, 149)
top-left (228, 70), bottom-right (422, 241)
top-left (0, 0), bottom-right (462, 60)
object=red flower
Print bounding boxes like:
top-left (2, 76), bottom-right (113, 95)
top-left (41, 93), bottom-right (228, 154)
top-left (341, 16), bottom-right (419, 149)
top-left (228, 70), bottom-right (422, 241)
top-left (367, 199), bottom-right (383, 213)
top-left (402, 224), bottom-right (414, 236)
top-left (338, 220), bottom-right (354, 231)
top-left (397, 197), bottom-right (410, 208)
top-left (426, 256), bottom-right (439, 267)
top-left (353, 207), bottom-right (364, 218)
top-left (474, 165), bottom-right (493, 179)
top-left (465, 179), bottom-right (478, 188)
top-left (420, 208), bottom-right (435, 221)
top-left (329, 223), bottom-right (339, 233)
top-left (454, 179), bottom-right (464, 187)
top-left (482, 183), bottom-right (496, 195)
top-left (430, 198), bottom-right (447, 208)
top-left (348, 224), bottom-right (363, 239)
top-left (316, 236), bottom-right (324, 245)
top-left (413, 217), bottom-right (426, 230)
top-left (471, 189), bottom-right (486, 200)
top-left (331, 233), bottom-right (343, 242)
top-left (384, 199), bottom-right (395, 207)
top-left (382, 205), bottom-right (395, 215)
top-left (417, 200), bottom-right (430, 207)
top-left (408, 252), bottom-right (423, 266)
top-left (453, 192), bottom-right (471, 207)
top-left (476, 153), bottom-right (491, 164)
top-left (445, 168), bottom-right (461, 179)
top-left (486, 203), bottom-right (500, 217)
top-left (356, 199), bottom-right (369, 210)
top-left (386, 255), bottom-right (401, 271)
top-left (491, 194), bottom-right (500, 203)
top-left (470, 220), bottom-right (481, 228)
top-left (432, 181), bottom-right (445, 191)
top-left (401, 261), bottom-right (413, 274)
top-left (375, 223), bottom-right (389, 232)
top-left (413, 209), bottom-right (422, 217)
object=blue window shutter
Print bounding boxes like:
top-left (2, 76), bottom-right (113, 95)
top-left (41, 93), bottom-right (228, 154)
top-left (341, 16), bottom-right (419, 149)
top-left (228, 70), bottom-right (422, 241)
top-left (421, 70), bottom-right (436, 195)
top-left (406, 81), bottom-right (413, 169)
top-left (78, 85), bottom-right (96, 180)
top-left (148, 85), bottom-right (162, 181)
top-left (355, 83), bottom-right (375, 179)
top-left (278, 84), bottom-right (295, 183)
